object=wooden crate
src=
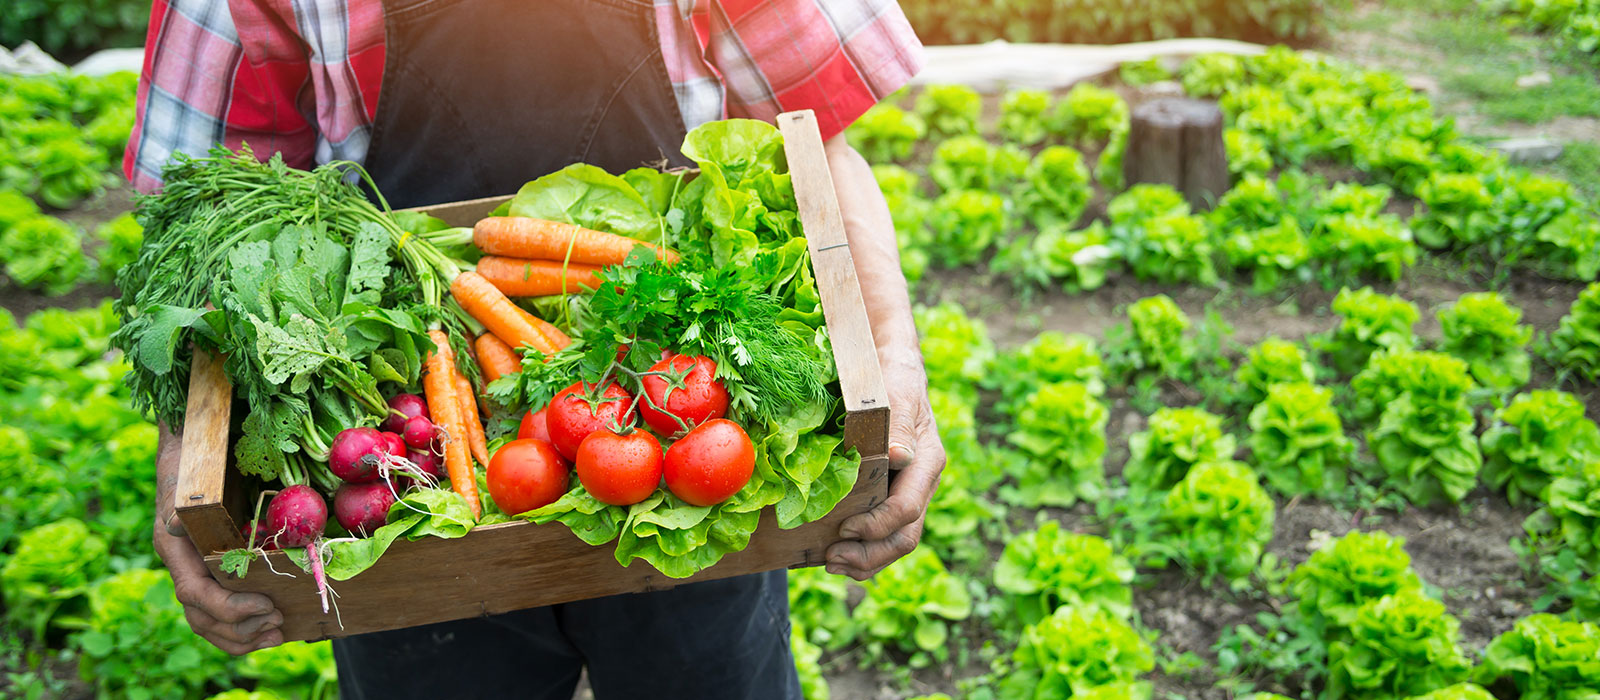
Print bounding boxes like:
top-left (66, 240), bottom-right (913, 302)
top-left (174, 110), bottom-right (891, 642)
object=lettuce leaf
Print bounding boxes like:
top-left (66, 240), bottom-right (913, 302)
top-left (283, 489), bottom-right (476, 581)
top-left (522, 485), bottom-right (626, 545)
top-left (614, 492), bottom-right (759, 579)
top-left (507, 163), bottom-right (658, 239)
top-left (681, 119), bottom-right (785, 185)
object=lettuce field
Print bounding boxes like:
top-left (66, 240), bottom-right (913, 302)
top-left (5, 44), bottom-right (1600, 700)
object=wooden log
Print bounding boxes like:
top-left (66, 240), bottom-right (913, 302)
top-left (1123, 97), bottom-right (1230, 210)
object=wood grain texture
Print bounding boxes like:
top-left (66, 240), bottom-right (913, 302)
top-left (778, 110), bottom-right (892, 460)
top-left (1124, 97), bottom-right (1230, 210)
top-left (408, 195), bottom-right (512, 227)
top-left (1123, 103), bottom-right (1184, 191)
top-left (208, 455), bottom-right (887, 641)
top-left (1179, 104), bottom-right (1229, 208)
top-left (176, 349), bottom-right (245, 555)
top-left (196, 112), bottom-right (891, 640)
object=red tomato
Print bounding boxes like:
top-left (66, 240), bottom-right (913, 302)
top-left (664, 419), bottom-right (755, 506)
top-left (639, 354), bottom-right (729, 437)
top-left (486, 439), bottom-right (569, 515)
top-left (546, 381), bottom-right (636, 460)
top-left (575, 430), bottom-right (663, 506)
top-left (517, 406), bottom-right (551, 442)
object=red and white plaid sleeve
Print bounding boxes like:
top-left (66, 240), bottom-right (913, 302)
top-left (658, 0), bottom-right (924, 141)
top-left (124, 0), bottom-right (383, 193)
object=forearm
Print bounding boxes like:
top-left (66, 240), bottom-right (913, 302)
top-left (822, 134), bottom-right (920, 363)
top-left (820, 135), bottom-right (944, 579)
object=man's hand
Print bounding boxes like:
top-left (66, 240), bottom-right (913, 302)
top-left (819, 132), bottom-right (946, 581)
top-left (826, 350), bottom-right (944, 580)
top-left (154, 425), bottom-right (284, 654)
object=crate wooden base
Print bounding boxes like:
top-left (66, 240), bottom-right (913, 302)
top-left (205, 458), bottom-right (885, 642)
top-left (177, 109), bottom-right (893, 643)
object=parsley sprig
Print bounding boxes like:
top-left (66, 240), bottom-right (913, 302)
top-left (494, 251), bottom-right (828, 426)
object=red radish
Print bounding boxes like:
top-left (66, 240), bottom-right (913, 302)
top-left (334, 482), bottom-right (397, 536)
top-left (382, 393), bottom-right (430, 433)
top-left (402, 416), bottom-right (435, 449)
top-left (408, 447), bottom-right (444, 481)
top-left (265, 485), bottom-right (328, 548)
top-left (310, 539), bottom-right (331, 614)
top-left (329, 427), bottom-right (388, 483)
top-left (380, 431), bottom-right (406, 457)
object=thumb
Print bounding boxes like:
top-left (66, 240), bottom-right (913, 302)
top-left (886, 384), bottom-right (923, 470)
top-left (165, 512), bottom-right (189, 538)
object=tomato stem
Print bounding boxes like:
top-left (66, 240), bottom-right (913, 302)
top-left (615, 364), bottom-right (693, 436)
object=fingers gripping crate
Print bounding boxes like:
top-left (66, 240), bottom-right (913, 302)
top-left (173, 110), bottom-right (892, 642)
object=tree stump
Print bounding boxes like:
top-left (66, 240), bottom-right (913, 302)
top-left (1122, 97), bottom-right (1230, 210)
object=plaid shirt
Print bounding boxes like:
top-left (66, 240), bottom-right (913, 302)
top-left (123, 0), bottom-right (923, 192)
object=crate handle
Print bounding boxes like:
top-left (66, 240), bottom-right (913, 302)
top-left (778, 110), bottom-right (892, 462)
top-left (175, 348), bottom-right (246, 555)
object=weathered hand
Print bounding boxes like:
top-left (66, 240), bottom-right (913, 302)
top-left (153, 427), bottom-right (283, 655)
top-left (825, 347), bottom-right (945, 581)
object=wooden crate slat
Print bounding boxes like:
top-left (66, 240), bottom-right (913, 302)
top-left (176, 349), bottom-right (244, 555)
top-left (208, 460), bottom-right (885, 641)
top-left (777, 110), bottom-right (892, 461)
top-left (414, 194), bottom-right (511, 228)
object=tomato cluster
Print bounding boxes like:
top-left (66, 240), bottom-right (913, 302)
top-left (485, 353), bottom-right (757, 515)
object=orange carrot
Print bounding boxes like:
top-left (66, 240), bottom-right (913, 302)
top-left (450, 271), bottom-right (559, 356)
top-left (474, 333), bottom-right (521, 384)
top-left (513, 305), bottom-right (572, 350)
top-left (476, 256), bottom-right (602, 297)
top-left (473, 216), bottom-right (680, 267)
top-left (424, 330), bottom-right (481, 519)
top-left (453, 372), bottom-right (490, 468)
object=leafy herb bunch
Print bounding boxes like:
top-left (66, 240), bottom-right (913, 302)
top-left (112, 147), bottom-right (460, 433)
top-left (503, 253), bottom-right (828, 428)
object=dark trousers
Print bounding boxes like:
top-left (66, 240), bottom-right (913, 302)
top-left (331, 570), bottom-right (801, 700)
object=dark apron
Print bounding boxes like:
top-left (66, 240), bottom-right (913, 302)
top-left (362, 0), bottom-right (692, 209)
top-left (338, 4), bottom-right (801, 699)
